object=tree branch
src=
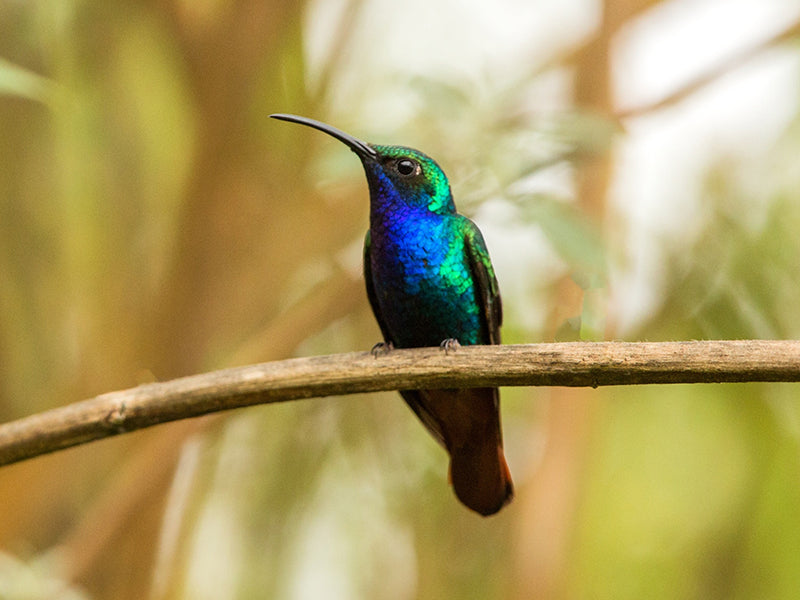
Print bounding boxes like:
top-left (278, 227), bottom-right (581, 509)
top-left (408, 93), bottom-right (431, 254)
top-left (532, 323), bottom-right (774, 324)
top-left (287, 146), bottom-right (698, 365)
top-left (2, 340), bottom-right (799, 467)
top-left (615, 19), bottom-right (800, 120)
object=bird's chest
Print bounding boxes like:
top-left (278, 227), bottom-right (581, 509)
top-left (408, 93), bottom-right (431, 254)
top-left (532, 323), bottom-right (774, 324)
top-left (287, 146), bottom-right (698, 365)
top-left (368, 213), bottom-right (480, 346)
top-left (370, 215), bottom-right (456, 295)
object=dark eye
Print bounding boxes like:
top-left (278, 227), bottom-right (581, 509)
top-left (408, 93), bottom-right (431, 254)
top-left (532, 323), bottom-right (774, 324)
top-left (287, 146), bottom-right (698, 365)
top-left (396, 159), bottom-right (418, 176)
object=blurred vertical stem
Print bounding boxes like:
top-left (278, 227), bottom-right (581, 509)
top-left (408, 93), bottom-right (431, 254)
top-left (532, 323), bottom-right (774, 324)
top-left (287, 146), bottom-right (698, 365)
top-left (513, 1), bottom-right (653, 598)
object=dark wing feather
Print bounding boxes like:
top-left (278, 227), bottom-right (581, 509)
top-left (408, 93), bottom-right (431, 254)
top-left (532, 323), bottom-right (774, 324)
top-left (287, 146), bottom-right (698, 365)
top-left (400, 390), bottom-right (447, 448)
top-left (463, 218), bottom-right (502, 345)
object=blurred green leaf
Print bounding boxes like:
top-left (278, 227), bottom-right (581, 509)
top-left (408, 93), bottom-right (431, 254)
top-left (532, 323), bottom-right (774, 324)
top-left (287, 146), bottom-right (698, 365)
top-left (517, 194), bottom-right (606, 285)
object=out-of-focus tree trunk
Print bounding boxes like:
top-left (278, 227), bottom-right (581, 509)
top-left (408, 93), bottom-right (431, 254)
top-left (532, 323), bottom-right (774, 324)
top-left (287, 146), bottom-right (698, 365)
top-left (513, 2), bottom-right (661, 598)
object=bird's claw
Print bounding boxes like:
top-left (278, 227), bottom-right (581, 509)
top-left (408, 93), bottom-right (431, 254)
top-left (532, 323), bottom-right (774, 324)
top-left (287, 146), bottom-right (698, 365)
top-left (439, 338), bottom-right (461, 355)
top-left (371, 341), bottom-right (394, 358)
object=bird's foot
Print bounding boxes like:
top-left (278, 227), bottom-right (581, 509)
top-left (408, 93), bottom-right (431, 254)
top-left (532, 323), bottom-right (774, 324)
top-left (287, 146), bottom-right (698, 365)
top-left (439, 338), bottom-right (461, 355)
top-left (371, 341), bottom-right (394, 358)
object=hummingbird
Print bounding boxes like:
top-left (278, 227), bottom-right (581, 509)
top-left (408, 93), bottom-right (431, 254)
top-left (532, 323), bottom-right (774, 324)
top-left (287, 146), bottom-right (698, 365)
top-left (271, 114), bottom-right (513, 516)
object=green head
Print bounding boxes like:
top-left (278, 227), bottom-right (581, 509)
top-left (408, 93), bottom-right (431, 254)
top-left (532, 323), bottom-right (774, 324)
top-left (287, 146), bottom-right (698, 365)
top-left (270, 114), bottom-right (455, 215)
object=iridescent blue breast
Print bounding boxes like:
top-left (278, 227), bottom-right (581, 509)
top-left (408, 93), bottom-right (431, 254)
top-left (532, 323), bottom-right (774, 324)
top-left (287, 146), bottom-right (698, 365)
top-left (367, 208), bottom-right (484, 348)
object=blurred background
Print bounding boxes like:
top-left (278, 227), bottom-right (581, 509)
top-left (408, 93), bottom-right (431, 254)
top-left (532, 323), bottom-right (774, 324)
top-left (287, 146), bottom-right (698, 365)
top-left (2, 0), bottom-right (800, 598)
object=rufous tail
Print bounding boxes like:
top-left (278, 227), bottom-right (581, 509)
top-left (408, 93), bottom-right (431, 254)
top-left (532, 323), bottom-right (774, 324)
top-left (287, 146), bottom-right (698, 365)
top-left (450, 438), bottom-right (513, 516)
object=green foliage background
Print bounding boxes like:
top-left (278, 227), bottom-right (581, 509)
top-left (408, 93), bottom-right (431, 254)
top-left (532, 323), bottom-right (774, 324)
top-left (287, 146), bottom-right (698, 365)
top-left (1, 1), bottom-right (799, 599)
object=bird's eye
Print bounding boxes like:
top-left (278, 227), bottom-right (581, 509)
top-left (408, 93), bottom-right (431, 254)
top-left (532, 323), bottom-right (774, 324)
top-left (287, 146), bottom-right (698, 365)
top-left (396, 159), bottom-right (418, 176)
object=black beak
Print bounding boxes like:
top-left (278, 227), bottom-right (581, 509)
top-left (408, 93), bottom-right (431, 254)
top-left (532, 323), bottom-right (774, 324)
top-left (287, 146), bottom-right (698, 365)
top-left (270, 114), bottom-right (377, 160)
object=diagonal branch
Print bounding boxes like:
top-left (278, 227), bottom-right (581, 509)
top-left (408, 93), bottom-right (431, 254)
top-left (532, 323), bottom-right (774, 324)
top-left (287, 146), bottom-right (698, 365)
top-left (616, 19), bottom-right (800, 120)
top-left (2, 340), bottom-right (799, 467)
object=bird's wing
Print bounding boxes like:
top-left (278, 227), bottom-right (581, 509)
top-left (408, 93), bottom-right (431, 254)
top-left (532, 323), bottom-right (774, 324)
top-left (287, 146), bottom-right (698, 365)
top-left (463, 217), bottom-right (502, 345)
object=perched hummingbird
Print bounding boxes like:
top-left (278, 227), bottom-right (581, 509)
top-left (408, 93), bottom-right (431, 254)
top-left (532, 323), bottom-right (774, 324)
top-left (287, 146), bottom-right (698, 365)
top-left (271, 114), bottom-right (513, 516)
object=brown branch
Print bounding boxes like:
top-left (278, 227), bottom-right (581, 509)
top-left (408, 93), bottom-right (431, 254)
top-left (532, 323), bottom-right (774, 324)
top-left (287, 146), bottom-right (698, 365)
top-left (2, 340), bottom-right (799, 467)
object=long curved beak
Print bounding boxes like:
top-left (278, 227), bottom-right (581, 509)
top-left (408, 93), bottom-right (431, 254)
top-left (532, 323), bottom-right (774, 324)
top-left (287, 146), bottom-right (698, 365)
top-left (270, 114), bottom-right (377, 160)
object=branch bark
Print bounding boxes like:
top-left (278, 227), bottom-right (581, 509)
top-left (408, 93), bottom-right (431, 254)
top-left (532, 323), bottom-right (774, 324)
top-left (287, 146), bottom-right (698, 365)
top-left (2, 340), bottom-right (799, 467)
